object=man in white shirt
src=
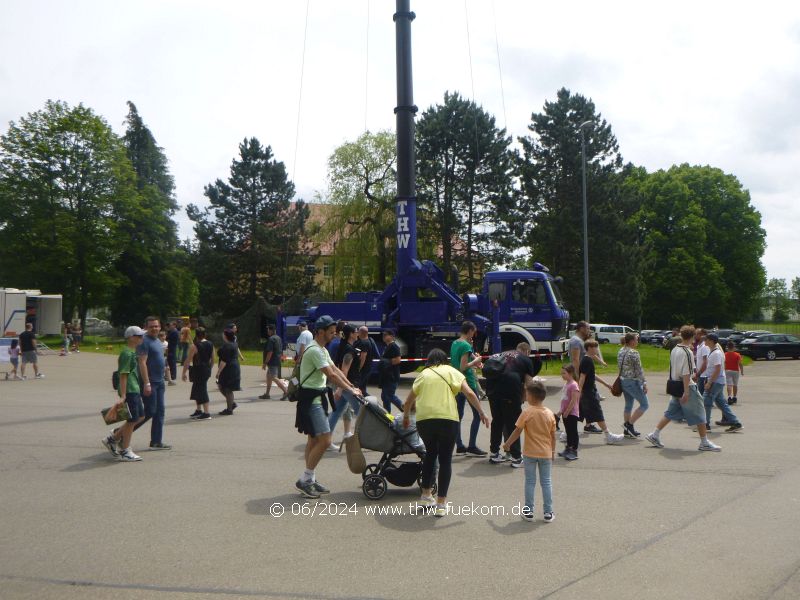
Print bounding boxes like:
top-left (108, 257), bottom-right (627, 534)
top-left (645, 325), bottom-right (721, 452)
top-left (702, 332), bottom-right (742, 432)
top-left (295, 321), bottom-right (313, 360)
top-left (693, 328), bottom-right (710, 395)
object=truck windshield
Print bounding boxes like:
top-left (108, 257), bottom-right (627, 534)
top-left (512, 279), bottom-right (548, 305)
top-left (548, 280), bottom-right (564, 306)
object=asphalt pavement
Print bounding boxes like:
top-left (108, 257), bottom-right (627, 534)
top-left (1, 352), bottom-right (799, 600)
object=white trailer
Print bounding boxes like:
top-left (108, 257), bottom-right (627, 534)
top-left (1, 288), bottom-right (63, 336)
top-left (1, 288), bottom-right (27, 337)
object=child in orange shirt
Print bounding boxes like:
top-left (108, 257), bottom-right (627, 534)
top-left (724, 342), bottom-right (744, 405)
top-left (503, 380), bottom-right (557, 523)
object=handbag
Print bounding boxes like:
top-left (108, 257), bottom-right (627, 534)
top-left (666, 346), bottom-right (694, 397)
top-left (101, 401), bottom-right (131, 425)
top-left (610, 351), bottom-right (627, 397)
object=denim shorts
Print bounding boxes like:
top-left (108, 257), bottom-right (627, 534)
top-left (124, 393), bottom-right (145, 422)
top-left (620, 379), bottom-right (649, 413)
top-left (308, 402), bottom-right (331, 436)
top-left (663, 395), bottom-right (704, 426)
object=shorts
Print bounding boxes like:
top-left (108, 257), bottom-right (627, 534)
top-left (267, 365), bottom-right (281, 377)
top-left (307, 402), bottom-right (331, 436)
top-left (10, 357), bottom-right (19, 368)
top-left (725, 370), bottom-right (740, 386)
top-left (124, 393), bottom-right (145, 422)
top-left (663, 395), bottom-right (705, 426)
top-left (22, 351), bottom-right (37, 364)
top-left (579, 390), bottom-right (605, 423)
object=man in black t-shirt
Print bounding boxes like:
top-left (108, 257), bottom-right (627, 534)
top-left (379, 329), bottom-right (403, 413)
top-left (353, 326), bottom-right (376, 396)
top-left (19, 323), bottom-right (43, 379)
top-left (260, 324), bottom-right (288, 400)
top-left (485, 342), bottom-right (536, 466)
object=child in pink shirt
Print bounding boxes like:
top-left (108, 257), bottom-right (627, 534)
top-left (556, 364), bottom-right (580, 461)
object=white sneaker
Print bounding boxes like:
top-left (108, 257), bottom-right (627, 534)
top-left (558, 431), bottom-right (567, 442)
top-left (417, 495), bottom-right (435, 508)
top-left (35, 373), bottom-right (45, 379)
top-left (327, 443), bottom-right (340, 452)
top-left (167, 380), bottom-right (177, 386)
top-left (342, 432), bottom-right (354, 440)
top-left (699, 440), bottom-right (722, 452)
top-left (118, 448), bottom-right (142, 461)
top-left (605, 432), bottom-right (624, 445)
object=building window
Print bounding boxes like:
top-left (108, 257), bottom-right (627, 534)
top-left (343, 265), bottom-right (353, 278)
top-left (322, 263), bottom-right (332, 277)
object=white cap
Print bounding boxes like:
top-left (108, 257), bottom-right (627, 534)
top-left (124, 325), bottom-right (146, 338)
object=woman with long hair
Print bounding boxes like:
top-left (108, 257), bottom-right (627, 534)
top-left (182, 327), bottom-right (214, 420)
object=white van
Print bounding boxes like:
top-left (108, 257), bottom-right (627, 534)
top-left (591, 324), bottom-right (637, 344)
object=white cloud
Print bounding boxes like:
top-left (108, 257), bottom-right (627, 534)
top-left (1, 0), bottom-right (798, 282)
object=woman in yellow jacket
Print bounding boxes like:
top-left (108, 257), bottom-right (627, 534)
top-left (403, 348), bottom-right (489, 517)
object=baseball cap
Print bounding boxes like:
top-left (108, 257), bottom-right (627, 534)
top-left (705, 332), bottom-right (719, 342)
top-left (124, 326), bottom-right (146, 338)
top-left (314, 315), bottom-right (336, 330)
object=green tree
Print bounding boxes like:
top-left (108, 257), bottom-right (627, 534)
top-left (186, 137), bottom-right (310, 315)
top-left (763, 278), bottom-right (792, 322)
top-left (110, 101), bottom-right (198, 325)
top-left (626, 165), bottom-right (766, 326)
top-left (323, 130), bottom-right (397, 289)
top-left (791, 277), bottom-right (800, 313)
top-left (0, 100), bottom-right (137, 326)
top-left (416, 91), bottom-right (517, 290)
top-left (515, 88), bottom-right (643, 323)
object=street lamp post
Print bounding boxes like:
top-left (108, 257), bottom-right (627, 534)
top-left (578, 120), bottom-right (592, 322)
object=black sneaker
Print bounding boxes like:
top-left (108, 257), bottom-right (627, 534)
top-left (729, 397), bottom-right (738, 405)
top-left (456, 446), bottom-right (467, 455)
top-left (258, 393), bottom-right (270, 400)
top-left (466, 446), bottom-right (488, 457)
top-left (312, 481), bottom-right (330, 494)
top-left (189, 410), bottom-right (202, 419)
top-left (584, 424), bottom-right (602, 434)
top-left (149, 442), bottom-right (172, 450)
top-left (725, 423), bottom-right (743, 432)
top-left (295, 479), bottom-right (321, 499)
top-left (509, 458), bottom-right (523, 468)
top-left (218, 408), bottom-right (233, 416)
top-left (196, 413), bottom-right (211, 420)
top-left (715, 420), bottom-right (736, 427)
top-left (232, 402), bottom-right (238, 410)
top-left (623, 422), bottom-right (641, 438)
top-left (564, 449), bottom-right (579, 461)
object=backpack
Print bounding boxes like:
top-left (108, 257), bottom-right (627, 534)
top-left (482, 351), bottom-right (519, 379)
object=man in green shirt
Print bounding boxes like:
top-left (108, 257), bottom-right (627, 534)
top-left (450, 321), bottom-right (487, 457)
top-left (294, 315), bottom-right (363, 499)
top-left (102, 326), bottom-right (147, 461)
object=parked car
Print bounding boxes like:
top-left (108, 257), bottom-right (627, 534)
top-left (729, 330), bottom-right (771, 346)
top-left (638, 330), bottom-right (662, 344)
top-left (712, 328), bottom-right (743, 347)
top-left (738, 333), bottom-right (800, 360)
top-left (591, 324), bottom-right (638, 344)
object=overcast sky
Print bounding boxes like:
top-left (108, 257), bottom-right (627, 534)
top-left (1, 1), bottom-right (798, 282)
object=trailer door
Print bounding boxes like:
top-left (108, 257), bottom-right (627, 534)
top-left (2, 291), bottom-right (27, 336)
top-left (35, 296), bottom-right (63, 335)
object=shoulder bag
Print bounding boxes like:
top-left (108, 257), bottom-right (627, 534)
top-left (666, 346), bottom-right (693, 397)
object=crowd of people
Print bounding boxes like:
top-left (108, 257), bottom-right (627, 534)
top-left (95, 315), bottom-right (747, 521)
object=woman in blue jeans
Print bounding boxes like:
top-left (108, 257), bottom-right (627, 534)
top-left (617, 333), bottom-right (649, 438)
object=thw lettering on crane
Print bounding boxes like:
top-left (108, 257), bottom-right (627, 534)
top-left (397, 200), bottom-right (410, 249)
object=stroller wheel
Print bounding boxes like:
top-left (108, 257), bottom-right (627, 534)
top-left (362, 464), bottom-right (380, 480)
top-left (363, 474), bottom-right (387, 500)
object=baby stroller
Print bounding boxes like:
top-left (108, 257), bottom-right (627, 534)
top-left (349, 397), bottom-right (435, 500)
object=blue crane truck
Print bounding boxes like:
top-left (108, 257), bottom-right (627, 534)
top-left (278, 0), bottom-right (570, 369)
